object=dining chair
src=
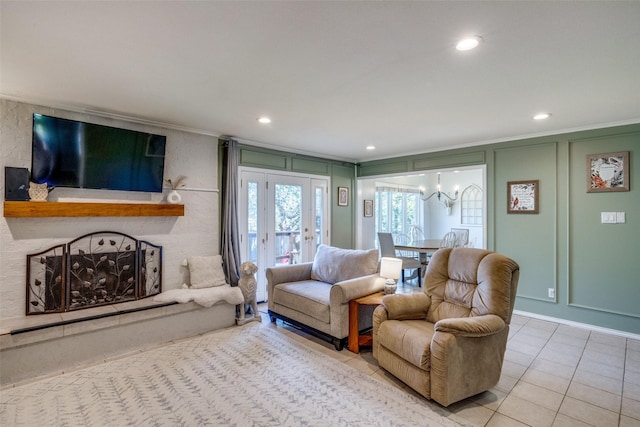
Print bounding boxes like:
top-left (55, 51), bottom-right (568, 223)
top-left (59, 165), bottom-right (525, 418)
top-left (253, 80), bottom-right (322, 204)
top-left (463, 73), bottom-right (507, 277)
top-left (423, 231), bottom-right (458, 269)
top-left (378, 232), bottom-right (423, 287)
top-left (408, 225), bottom-right (425, 244)
top-left (450, 228), bottom-right (469, 247)
top-left (393, 233), bottom-right (414, 257)
top-left (439, 231), bottom-right (458, 248)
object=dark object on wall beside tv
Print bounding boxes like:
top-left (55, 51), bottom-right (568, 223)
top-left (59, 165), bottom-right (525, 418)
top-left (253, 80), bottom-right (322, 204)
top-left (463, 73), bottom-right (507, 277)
top-left (31, 114), bottom-right (166, 193)
top-left (4, 166), bottom-right (30, 201)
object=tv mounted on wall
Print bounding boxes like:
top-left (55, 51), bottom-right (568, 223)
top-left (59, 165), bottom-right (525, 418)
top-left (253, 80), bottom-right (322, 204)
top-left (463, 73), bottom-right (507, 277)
top-left (31, 114), bottom-right (166, 193)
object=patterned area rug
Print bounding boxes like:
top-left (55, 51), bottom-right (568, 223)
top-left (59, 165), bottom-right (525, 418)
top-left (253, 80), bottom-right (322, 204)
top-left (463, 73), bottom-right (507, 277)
top-left (1, 322), bottom-right (465, 426)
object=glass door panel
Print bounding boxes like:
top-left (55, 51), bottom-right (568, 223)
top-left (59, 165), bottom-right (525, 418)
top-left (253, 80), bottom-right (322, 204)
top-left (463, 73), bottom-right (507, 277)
top-left (311, 178), bottom-right (328, 256)
top-left (239, 169), bottom-right (329, 302)
top-left (240, 171), bottom-right (267, 301)
top-left (273, 182), bottom-right (303, 266)
top-left (246, 181), bottom-right (259, 266)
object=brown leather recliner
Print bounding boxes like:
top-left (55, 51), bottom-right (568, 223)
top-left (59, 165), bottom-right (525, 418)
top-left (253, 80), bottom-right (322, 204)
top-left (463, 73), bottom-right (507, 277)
top-left (373, 247), bottom-right (519, 407)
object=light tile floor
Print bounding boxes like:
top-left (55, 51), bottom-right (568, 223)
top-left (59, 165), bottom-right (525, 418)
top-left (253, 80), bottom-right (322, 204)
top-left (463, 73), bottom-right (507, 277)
top-left (259, 280), bottom-right (640, 427)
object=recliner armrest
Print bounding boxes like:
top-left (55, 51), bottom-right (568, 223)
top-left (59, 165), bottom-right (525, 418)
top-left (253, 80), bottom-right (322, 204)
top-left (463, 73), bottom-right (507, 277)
top-left (434, 314), bottom-right (505, 337)
top-left (330, 274), bottom-right (384, 304)
top-left (381, 293), bottom-right (431, 320)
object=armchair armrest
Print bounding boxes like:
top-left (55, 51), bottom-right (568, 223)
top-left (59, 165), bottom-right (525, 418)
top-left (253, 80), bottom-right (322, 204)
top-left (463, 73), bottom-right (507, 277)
top-left (330, 274), bottom-right (384, 305)
top-left (266, 262), bottom-right (313, 286)
top-left (434, 314), bottom-right (505, 337)
top-left (380, 293), bottom-right (431, 320)
top-left (266, 263), bottom-right (313, 309)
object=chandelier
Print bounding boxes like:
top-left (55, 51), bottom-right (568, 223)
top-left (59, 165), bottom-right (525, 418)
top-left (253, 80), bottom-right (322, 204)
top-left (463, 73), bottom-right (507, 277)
top-left (420, 173), bottom-right (459, 211)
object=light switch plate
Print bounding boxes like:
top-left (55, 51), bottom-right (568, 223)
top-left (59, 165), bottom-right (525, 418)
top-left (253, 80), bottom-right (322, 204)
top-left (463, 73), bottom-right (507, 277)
top-left (616, 212), bottom-right (626, 223)
top-left (601, 212), bottom-right (616, 223)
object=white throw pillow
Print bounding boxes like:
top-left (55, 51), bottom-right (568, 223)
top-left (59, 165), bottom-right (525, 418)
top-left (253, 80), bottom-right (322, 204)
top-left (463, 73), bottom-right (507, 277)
top-left (187, 255), bottom-right (227, 288)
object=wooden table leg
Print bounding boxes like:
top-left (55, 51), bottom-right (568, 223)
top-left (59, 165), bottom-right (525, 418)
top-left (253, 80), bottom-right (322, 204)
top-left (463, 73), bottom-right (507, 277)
top-left (348, 299), bottom-right (359, 353)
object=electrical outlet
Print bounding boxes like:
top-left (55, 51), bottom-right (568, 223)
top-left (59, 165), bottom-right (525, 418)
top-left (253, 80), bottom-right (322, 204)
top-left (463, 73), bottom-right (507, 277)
top-left (616, 212), bottom-right (626, 223)
top-left (548, 288), bottom-right (555, 298)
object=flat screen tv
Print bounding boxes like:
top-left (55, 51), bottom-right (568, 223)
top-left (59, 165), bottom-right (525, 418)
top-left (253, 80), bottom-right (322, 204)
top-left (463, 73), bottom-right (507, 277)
top-left (31, 114), bottom-right (166, 193)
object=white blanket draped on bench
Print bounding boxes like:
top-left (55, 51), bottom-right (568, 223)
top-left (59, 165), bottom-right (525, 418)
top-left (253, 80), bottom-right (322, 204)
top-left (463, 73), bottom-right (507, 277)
top-left (153, 285), bottom-right (243, 307)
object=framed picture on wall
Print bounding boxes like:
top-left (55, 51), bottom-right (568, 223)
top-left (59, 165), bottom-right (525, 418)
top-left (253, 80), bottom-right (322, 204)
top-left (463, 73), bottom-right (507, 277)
top-left (363, 199), bottom-right (373, 217)
top-left (586, 151), bottom-right (629, 192)
top-left (338, 187), bottom-right (349, 206)
top-left (507, 180), bottom-right (539, 214)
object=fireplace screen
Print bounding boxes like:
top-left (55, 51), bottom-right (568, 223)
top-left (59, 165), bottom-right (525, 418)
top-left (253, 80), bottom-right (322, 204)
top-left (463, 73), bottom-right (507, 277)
top-left (27, 244), bottom-right (66, 314)
top-left (26, 231), bottom-right (162, 315)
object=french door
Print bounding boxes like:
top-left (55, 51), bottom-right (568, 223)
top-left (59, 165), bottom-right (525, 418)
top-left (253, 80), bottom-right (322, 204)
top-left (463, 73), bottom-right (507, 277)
top-left (238, 168), bottom-right (330, 302)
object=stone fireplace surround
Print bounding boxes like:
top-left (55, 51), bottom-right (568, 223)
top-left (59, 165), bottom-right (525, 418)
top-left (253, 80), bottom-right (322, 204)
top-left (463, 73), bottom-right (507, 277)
top-left (1, 99), bottom-right (229, 387)
top-left (1, 229), bottom-right (237, 387)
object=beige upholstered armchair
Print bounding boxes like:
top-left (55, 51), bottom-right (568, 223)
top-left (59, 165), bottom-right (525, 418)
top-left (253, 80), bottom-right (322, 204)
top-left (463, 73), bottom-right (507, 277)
top-left (267, 245), bottom-right (383, 350)
top-left (373, 247), bottom-right (519, 407)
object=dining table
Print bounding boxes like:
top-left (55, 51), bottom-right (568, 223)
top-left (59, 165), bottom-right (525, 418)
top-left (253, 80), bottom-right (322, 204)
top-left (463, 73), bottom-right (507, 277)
top-left (394, 238), bottom-right (442, 265)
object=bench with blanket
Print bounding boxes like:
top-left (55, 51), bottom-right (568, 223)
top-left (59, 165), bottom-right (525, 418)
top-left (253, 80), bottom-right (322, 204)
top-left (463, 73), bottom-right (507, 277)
top-left (153, 255), bottom-right (244, 308)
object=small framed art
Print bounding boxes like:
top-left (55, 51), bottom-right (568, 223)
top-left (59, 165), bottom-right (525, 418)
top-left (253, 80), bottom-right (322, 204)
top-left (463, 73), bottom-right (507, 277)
top-left (586, 151), bottom-right (629, 192)
top-left (507, 180), bottom-right (539, 214)
top-left (338, 187), bottom-right (349, 206)
top-left (363, 199), bottom-right (373, 217)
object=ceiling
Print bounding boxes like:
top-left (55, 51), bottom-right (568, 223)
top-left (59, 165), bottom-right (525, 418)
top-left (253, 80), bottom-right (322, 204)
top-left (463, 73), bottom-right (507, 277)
top-left (2, 1), bottom-right (639, 163)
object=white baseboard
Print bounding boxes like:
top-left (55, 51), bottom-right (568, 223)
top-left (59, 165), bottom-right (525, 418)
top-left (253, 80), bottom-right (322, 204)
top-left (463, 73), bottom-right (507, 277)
top-left (513, 310), bottom-right (640, 341)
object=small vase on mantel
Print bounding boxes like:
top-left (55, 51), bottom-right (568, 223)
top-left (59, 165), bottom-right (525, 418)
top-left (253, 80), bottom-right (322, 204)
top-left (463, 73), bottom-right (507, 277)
top-left (167, 189), bottom-right (182, 204)
top-left (164, 175), bottom-right (186, 204)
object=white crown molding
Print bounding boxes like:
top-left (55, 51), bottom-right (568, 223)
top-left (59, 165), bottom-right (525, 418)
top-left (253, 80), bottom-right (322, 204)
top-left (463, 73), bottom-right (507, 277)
top-left (1, 93), bottom-right (357, 162)
top-left (0, 93), bottom-right (220, 137)
top-left (4, 93), bottom-right (638, 164)
top-left (361, 118), bottom-right (640, 163)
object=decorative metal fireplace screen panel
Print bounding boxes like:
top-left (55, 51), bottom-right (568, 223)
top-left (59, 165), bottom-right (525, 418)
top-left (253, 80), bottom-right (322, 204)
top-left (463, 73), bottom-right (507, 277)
top-left (140, 241), bottom-right (162, 298)
top-left (26, 231), bottom-right (162, 315)
top-left (26, 244), bottom-right (67, 314)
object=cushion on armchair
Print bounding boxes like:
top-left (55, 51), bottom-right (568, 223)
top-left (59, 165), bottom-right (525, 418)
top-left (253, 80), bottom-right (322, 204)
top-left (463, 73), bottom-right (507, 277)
top-left (310, 244), bottom-right (379, 284)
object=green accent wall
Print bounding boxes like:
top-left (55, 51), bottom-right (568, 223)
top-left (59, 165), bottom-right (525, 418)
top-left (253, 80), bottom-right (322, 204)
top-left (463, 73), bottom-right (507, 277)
top-left (220, 123), bottom-right (639, 334)
top-left (358, 124), bottom-right (640, 335)
top-left (494, 142), bottom-right (558, 304)
top-left (330, 164), bottom-right (356, 249)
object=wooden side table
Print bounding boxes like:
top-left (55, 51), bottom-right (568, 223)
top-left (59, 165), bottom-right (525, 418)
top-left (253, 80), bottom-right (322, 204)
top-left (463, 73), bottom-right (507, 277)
top-left (348, 291), bottom-right (385, 353)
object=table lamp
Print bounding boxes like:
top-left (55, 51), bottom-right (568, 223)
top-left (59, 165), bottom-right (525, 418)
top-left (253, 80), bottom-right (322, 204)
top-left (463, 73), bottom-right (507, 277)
top-left (380, 257), bottom-right (403, 294)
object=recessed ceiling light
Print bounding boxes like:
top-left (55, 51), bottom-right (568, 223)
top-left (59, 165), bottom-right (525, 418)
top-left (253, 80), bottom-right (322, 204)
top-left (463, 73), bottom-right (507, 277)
top-left (533, 113), bottom-right (552, 120)
top-left (366, 145), bottom-right (376, 150)
top-left (456, 36), bottom-right (483, 51)
top-left (257, 117), bottom-right (271, 124)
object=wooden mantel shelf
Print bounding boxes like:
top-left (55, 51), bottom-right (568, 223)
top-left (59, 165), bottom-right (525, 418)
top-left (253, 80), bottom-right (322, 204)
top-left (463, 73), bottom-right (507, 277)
top-left (3, 201), bottom-right (184, 218)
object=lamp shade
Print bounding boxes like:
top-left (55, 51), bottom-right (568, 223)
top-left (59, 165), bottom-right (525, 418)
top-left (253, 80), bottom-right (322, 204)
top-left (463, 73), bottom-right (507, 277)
top-left (380, 257), bottom-right (402, 281)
